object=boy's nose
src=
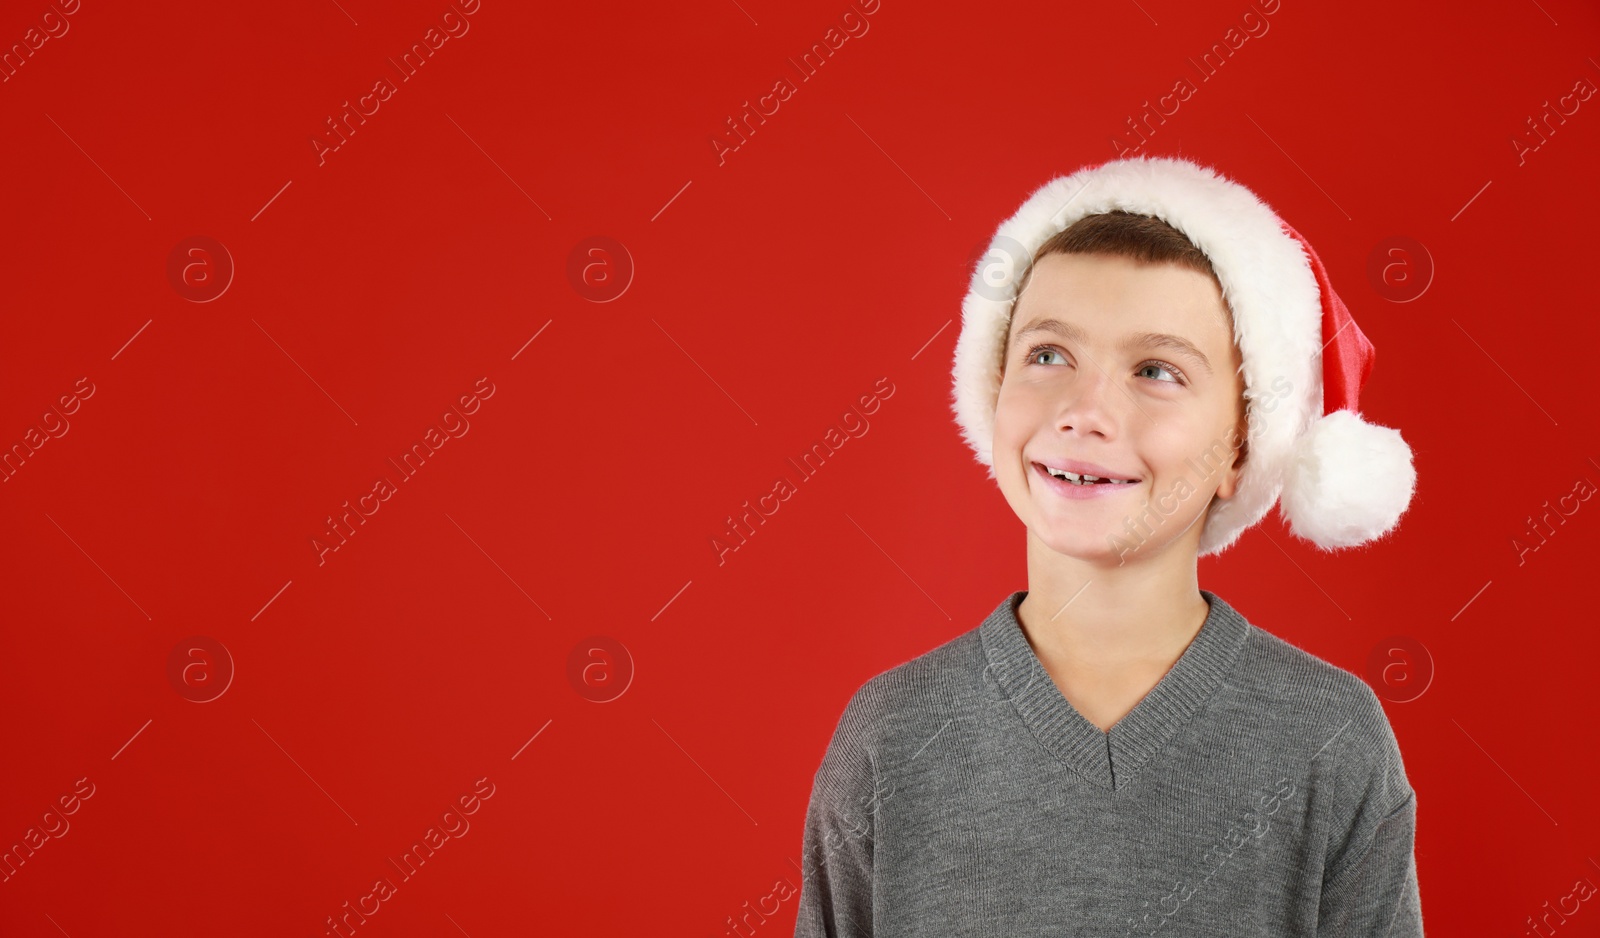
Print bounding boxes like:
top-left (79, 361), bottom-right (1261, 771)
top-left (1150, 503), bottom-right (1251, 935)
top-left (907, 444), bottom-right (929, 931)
top-left (1053, 369), bottom-right (1125, 438)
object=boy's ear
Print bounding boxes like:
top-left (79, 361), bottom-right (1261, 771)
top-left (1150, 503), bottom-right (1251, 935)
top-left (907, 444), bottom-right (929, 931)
top-left (1213, 420), bottom-right (1250, 502)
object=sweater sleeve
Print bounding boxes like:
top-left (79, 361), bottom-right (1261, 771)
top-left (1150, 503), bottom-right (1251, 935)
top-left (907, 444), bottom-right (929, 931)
top-left (1315, 681), bottom-right (1424, 937)
top-left (1315, 792), bottom-right (1423, 936)
top-left (793, 689), bottom-right (882, 938)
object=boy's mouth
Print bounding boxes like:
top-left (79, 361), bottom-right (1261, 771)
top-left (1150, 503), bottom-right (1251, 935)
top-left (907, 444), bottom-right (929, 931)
top-left (1032, 461), bottom-right (1141, 486)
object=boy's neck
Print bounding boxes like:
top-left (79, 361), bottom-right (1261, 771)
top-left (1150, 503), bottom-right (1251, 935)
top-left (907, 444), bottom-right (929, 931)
top-left (1017, 538), bottom-right (1211, 676)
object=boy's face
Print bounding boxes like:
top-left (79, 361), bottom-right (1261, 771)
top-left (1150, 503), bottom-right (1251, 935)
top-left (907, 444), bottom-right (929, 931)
top-left (993, 251), bottom-right (1247, 565)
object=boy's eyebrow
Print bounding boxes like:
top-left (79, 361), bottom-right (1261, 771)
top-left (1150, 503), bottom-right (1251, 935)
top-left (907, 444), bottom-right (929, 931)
top-left (1010, 317), bottom-right (1214, 376)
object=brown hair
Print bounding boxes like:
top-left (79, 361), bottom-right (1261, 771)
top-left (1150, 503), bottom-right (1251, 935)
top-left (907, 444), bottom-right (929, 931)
top-left (1003, 209), bottom-right (1248, 472)
top-left (1011, 210), bottom-right (1223, 313)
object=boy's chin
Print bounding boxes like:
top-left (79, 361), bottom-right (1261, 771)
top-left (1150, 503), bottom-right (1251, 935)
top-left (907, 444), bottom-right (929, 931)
top-left (1031, 528), bottom-right (1134, 564)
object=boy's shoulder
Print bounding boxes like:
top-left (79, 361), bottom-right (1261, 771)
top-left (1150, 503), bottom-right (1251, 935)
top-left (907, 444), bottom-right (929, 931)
top-left (1233, 612), bottom-right (1411, 778)
top-left (824, 599), bottom-right (1000, 756)
top-left (1234, 612), bottom-right (1383, 709)
top-left (1236, 611), bottom-right (1410, 755)
top-left (842, 618), bottom-right (985, 718)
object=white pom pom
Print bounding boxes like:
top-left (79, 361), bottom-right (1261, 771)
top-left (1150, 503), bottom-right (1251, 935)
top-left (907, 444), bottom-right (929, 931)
top-left (1280, 410), bottom-right (1417, 550)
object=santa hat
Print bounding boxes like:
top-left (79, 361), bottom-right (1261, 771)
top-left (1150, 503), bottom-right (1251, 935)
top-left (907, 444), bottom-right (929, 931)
top-left (951, 155), bottom-right (1417, 556)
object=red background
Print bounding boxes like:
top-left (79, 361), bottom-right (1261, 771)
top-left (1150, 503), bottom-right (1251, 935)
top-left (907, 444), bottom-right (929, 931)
top-left (3, 0), bottom-right (1598, 934)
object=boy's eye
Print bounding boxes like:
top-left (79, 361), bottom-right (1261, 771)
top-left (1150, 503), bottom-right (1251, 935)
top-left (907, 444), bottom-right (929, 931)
top-left (1027, 345), bottom-right (1066, 366)
top-left (1025, 343), bottom-right (1186, 385)
top-left (1136, 362), bottom-right (1183, 384)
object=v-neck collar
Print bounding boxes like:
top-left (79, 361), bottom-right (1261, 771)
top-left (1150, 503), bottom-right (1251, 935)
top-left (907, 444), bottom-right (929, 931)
top-left (979, 588), bottom-right (1250, 791)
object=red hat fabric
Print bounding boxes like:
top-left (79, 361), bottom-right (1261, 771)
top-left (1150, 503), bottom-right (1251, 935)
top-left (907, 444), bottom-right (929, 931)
top-left (1281, 220), bottom-right (1375, 417)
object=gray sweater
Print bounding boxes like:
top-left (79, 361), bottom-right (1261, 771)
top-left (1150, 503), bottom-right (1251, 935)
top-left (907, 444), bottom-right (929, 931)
top-left (793, 589), bottom-right (1422, 937)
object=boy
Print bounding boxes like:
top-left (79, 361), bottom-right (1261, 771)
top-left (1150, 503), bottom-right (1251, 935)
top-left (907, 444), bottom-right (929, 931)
top-left (793, 156), bottom-right (1422, 936)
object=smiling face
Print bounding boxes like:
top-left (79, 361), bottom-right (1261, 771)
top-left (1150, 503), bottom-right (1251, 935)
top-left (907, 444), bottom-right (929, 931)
top-left (994, 250), bottom-right (1248, 566)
